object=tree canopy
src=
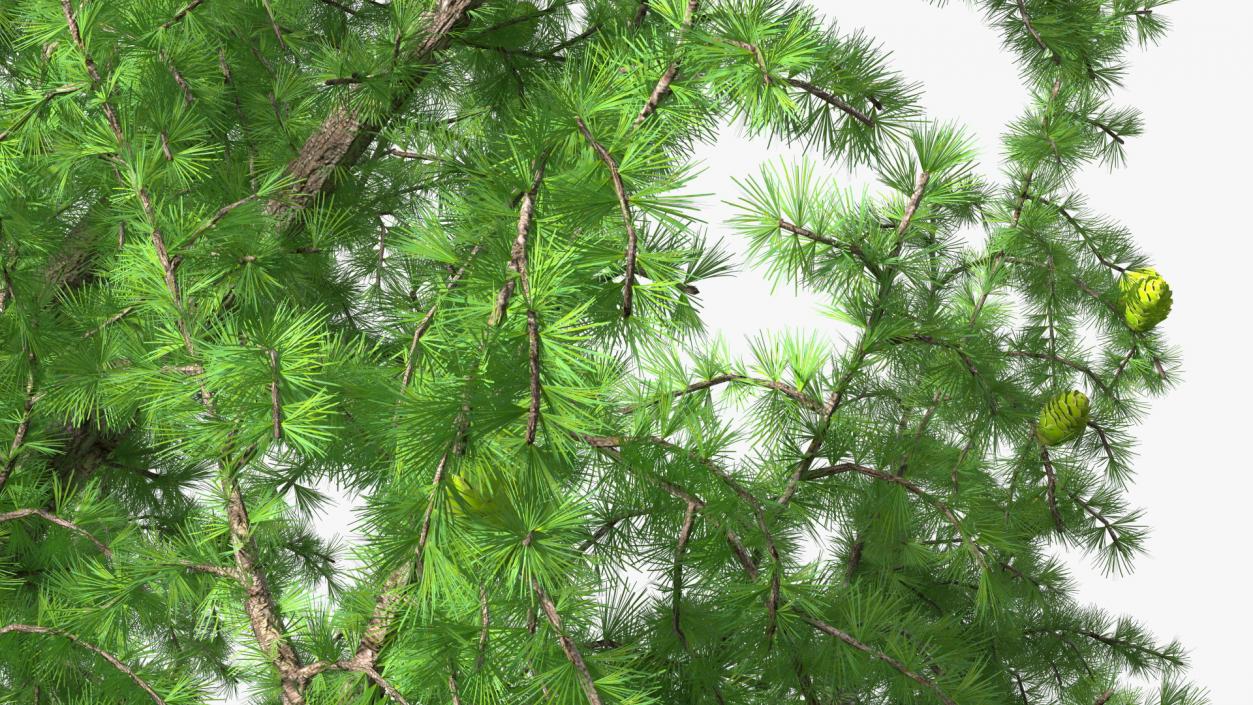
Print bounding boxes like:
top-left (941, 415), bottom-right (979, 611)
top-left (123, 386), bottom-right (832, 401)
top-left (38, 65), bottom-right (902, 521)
top-left (0, 1), bottom-right (1201, 704)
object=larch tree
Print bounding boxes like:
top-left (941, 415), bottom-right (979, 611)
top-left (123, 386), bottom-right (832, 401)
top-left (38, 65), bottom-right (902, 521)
top-left (0, 1), bottom-right (1202, 705)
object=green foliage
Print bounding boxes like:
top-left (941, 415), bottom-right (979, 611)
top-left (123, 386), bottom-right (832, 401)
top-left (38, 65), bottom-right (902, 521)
top-left (0, 0), bottom-right (1199, 705)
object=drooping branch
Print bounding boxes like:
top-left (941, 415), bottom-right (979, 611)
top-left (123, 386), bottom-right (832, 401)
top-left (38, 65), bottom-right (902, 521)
top-left (1007, 350), bottom-right (1111, 396)
top-left (533, 579), bottom-right (606, 705)
top-left (490, 152), bottom-right (548, 325)
top-left (0, 625), bottom-right (169, 705)
top-left (1038, 446), bottom-right (1065, 532)
top-left (672, 500), bottom-right (698, 649)
top-left (1016, 0), bottom-right (1061, 64)
top-left (574, 117), bottom-right (640, 318)
top-left (0, 508), bottom-right (112, 559)
top-left (634, 0), bottom-right (700, 126)
top-left (797, 462), bottom-right (988, 571)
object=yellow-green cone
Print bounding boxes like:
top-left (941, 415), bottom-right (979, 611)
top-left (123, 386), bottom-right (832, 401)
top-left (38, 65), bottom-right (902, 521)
top-left (1120, 267), bottom-right (1172, 332)
top-left (1037, 390), bottom-right (1090, 446)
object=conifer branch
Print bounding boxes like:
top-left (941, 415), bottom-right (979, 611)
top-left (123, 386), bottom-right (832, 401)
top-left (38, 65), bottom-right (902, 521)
top-left (1088, 422), bottom-right (1117, 468)
top-left (798, 462), bottom-right (989, 571)
top-left (0, 369), bottom-right (36, 494)
top-left (0, 508), bottom-right (113, 559)
top-left (799, 616), bottom-right (958, 705)
top-left (533, 579), bottom-right (606, 705)
top-left (0, 85), bottom-right (81, 143)
top-left (634, 0), bottom-right (700, 126)
top-left (475, 584), bottom-right (490, 669)
top-left (1023, 193), bottom-right (1127, 273)
top-left (491, 152), bottom-right (547, 325)
top-left (1016, 0), bottom-right (1061, 64)
top-left (1038, 445), bottom-right (1065, 532)
top-left (0, 625), bottom-right (169, 705)
top-left (269, 349), bottom-right (283, 440)
top-left (1007, 350), bottom-right (1111, 395)
top-left (349, 452), bottom-right (449, 672)
top-left (779, 169), bottom-right (930, 506)
top-left (268, 0), bottom-right (481, 217)
top-left (672, 500), bottom-right (698, 649)
top-left (526, 309), bottom-right (541, 444)
top-left (575, 116), bottom-right (640, 317)
top-left (224, 472), bottom-right (308, 702)
top-left (60, 0), bottom-right (198, 358)
top-left (627, 373), bottom-right (824, 413)
top-left (786, 78), bottom-right (875, 126)
top-left (722, 39), bottom-right (771, 84)
top-left (404, 245), bottom-right (483, 387)
top-left (161, 0), bottom-right (207, 30)
top-left (777, 219), bottom-right (877, 273)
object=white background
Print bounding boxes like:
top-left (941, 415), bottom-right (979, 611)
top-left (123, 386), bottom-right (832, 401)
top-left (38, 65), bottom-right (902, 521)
top-left (689, 1), bottom-right (1253, 702)
top-left (307, 2), bottom-right (1253, 703)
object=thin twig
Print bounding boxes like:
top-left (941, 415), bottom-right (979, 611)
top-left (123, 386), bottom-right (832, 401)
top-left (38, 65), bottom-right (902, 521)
top-left (526, 309), bottom-right (541, 444)
top-left (1038, 445), bottom-right (1065, 531)
top-left (402, 245), bottom-right (482, 386)
top-left (0, 625), bottom-right (168, 704)
top-left (534, 580), bottom-right (606, 705)
top-left (0, 508), bottom-right (112, 559)
top-left (161, 0), bottom-right (207, 29)
top-left (786, 77), bottom-right (874, 126)
top-left (490, 152), bottom-right (548, 325)
top-left (575, 117), bottom-right (639, 317)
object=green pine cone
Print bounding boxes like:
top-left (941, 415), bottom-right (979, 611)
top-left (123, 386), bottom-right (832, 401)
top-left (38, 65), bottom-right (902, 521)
top-left (1120, 267), bottom-right (1172, 332)
top-left (1037, 390), bottom-right (1091, 446)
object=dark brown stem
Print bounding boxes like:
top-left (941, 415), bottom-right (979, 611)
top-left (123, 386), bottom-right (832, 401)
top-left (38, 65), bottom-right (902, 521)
top-left (778, 220), bottom-right (877, 273)
top-left (0, 369), bottom-right (36, 493)
top-left (0, 85), bottom-right (81, 143)
top-left (260, 0), bottom-right (289, 51)
top-left (1007, 350), bottom-right (1111, 396)
top-left (225, 476), bottom-right (307, 703)
top-left (575, 116), bottom-right (640, 317)
top-left (778, 171), bottom-right (930, 506)
top-left (627, 373), bottom-right (824, 413)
